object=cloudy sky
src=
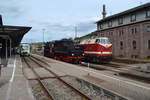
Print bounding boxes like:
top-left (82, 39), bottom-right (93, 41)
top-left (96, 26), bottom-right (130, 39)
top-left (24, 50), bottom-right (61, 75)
top-left (0, 0), bottom-right (149, 43)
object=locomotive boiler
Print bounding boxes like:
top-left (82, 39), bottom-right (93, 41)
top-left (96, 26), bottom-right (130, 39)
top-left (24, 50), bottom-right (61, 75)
top-left (44, 39), bottom-right (84, 63)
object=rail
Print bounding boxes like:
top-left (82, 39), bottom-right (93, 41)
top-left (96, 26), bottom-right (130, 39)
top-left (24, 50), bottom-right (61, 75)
top-left (28, 56), bottom-right (91, 100)
top-left (22, 57), bottom-right (54, 100)
top-left (30, 55), bottom-right (134, 100)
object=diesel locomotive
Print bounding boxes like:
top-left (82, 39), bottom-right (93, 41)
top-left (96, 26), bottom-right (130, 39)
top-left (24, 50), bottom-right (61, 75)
top-left (44, 39), bottom-right (84, 63)
top-left (80, 37), bottom-right (112, 63)
top-left (20, 43), bottom-right (30, 56)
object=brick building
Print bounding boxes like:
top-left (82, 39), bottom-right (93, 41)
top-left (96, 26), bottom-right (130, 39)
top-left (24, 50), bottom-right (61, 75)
top-left (96, 3), bottom-right (150, 58)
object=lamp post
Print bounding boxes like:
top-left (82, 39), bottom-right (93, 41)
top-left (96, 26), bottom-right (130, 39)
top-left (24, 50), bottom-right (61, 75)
top-left (42, 28), bottom-right (45, 43)
top-left (42, 28), bottom-right (45, 56)
top-left (75, 26), bottom-right (77, 39)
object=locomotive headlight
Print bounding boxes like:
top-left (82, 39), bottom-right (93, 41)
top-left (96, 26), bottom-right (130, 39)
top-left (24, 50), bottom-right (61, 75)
top-left (72, 53), bottom-right (74, 56)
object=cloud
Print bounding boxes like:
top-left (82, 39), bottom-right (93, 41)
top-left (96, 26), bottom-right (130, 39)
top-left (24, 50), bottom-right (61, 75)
top-left (22, 16), bottom-right (98, 43)
top-left (27, 17), bottom-right (97, 42)
top-left (0, 0), bottom-right (25, 18)
top-left (0, 0), bottom-right (99, 43)
top-left (77, 21), bottom-right (96, 34)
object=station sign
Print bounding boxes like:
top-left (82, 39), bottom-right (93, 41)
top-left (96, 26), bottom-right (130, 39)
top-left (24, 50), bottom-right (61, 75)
top-left (0, 43), bottom-right (2, 48)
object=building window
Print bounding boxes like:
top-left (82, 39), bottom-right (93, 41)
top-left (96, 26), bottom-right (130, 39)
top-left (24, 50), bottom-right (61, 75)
top-left (108, 21), bottom-right (112, 27)
top-left (118, 17), bottom-right (123, 25)
top-left (131, 28), bottom-right (137, 35)
top-left (147, 26), bottom-right (150, 32)
top-left (119, 30), bottom-right (121, 36)
top-left (119, 29), bottom-right (124, 36)
top-left (148, 40), bottom-right (150, 49)
top-left (111, 32), bottom-right (113, 36)
top-left (130, 14), bottom-right (136, 22)
top-left (120, 41), bottom-right (123, 50)
top-left (133, 40), bottom-right (136, 50)
top-left (135, 28), bottom-right (137, 34)
top-left (131, 28), bottom-right (134, 35)
top-left (146, 10), bottom-right (150, 18)
top-left (99, 24), bottom-right (103, 29)
top-left (122, 30), bottom-right (124, 35)
top-left (109, 32), bottom-right (113, 36)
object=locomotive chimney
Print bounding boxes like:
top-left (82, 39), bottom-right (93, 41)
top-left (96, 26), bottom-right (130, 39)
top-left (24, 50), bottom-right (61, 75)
top-left (102, 4), bottom-right (106, 19)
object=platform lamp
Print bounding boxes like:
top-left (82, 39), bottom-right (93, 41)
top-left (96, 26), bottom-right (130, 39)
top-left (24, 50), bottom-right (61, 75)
top-left (74, 26), bottom-right (77, 39)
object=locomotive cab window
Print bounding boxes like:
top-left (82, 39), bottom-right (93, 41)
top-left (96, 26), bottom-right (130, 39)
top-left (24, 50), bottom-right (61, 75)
top-left (95, 39), bottom-right (100, 43)
top-left (99, 38), bottom-right (110, 44)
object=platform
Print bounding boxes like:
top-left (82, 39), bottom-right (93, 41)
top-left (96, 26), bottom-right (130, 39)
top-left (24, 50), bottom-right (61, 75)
top-left (0, 55), bottom-right (35, 100)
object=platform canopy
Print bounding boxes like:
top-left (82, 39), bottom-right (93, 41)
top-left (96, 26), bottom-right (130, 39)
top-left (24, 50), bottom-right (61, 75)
top-left (0, 25), bottom-right (31, 47)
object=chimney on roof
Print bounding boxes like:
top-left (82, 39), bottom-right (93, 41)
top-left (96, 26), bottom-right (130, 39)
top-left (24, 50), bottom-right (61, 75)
top-left (102, 4), bottom-right (106, 19)
top-left (0, 15), bottom-right (3, 26)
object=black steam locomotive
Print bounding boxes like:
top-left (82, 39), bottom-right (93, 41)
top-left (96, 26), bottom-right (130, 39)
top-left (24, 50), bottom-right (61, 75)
top-left (44, 39), bottom-right (84, 63)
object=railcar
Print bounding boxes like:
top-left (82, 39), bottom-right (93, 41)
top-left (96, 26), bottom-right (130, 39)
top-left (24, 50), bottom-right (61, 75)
top-left (80, 37), bottom-right (112, 63)
top-left (44, 39), bottom-right (84, 63)
top-left (20, 43), bottom-right (30, 56)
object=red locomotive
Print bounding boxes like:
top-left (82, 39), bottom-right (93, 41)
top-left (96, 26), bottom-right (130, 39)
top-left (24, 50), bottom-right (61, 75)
top-left (80, 37), bottom-right (112, 63)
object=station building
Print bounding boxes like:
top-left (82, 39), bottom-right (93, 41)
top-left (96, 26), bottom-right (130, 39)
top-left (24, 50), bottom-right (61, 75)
top-left (96, 3), bottom-right (150, 58)
top-left (0, 15), bottom-right (31, 66)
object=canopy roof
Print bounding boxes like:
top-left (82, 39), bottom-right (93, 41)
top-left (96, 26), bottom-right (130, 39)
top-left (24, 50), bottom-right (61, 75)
top-left (0, 25), bottom-right (31, 47)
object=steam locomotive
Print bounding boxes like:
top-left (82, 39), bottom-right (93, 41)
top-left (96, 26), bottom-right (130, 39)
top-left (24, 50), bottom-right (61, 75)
top-left (80, 37), bottom-right (112, 63)
top-left (44, 39), bottom-right (84, 63)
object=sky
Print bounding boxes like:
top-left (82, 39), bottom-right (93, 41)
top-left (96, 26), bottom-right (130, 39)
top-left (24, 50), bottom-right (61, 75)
top-left (0, 0), bottom-right (149, 43)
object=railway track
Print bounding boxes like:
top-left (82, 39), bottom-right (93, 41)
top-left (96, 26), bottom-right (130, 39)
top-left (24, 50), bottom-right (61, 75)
top-left (22, 57), bottom-right (53, 100)
top-left (30, 54), bottom-right (150, 84)
top-left (80, 62), bottom-right (150, 84)
top-left (23, 56), bottom-right (91, 100)
top-left (112, 58), bottom-right (150, 64)
top-left (30, 55), bottom-right (144, 100)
